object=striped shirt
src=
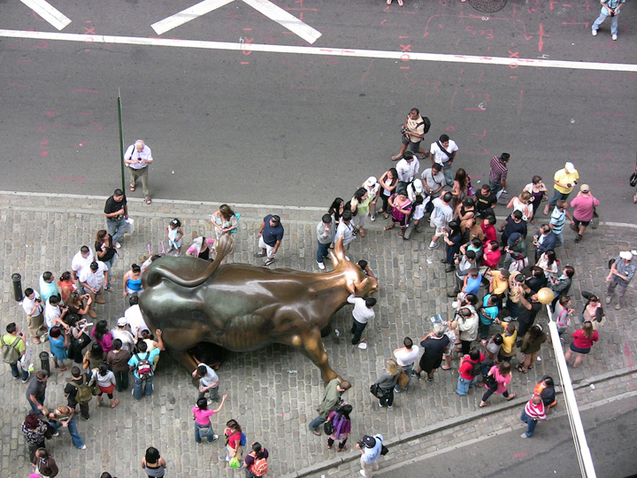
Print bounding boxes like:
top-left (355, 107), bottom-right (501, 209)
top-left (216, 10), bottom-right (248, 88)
top-left (489, 156), bottom-right (508, 183)
top-left (524, 398), bottom-right (546, 421)
top-left (550, 208), bottom-right (566, 234)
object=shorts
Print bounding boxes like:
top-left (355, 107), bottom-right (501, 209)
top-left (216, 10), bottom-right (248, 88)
top-left (430, 222), bottom-right (445, 236)
top-left (573, 218), bottom-right (590, 227)
top-left (569, 343), bottom-right (591, 354)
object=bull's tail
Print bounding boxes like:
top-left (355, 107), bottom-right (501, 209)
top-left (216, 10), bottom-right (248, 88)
top-left (144, 235), bottom-right (234, 288)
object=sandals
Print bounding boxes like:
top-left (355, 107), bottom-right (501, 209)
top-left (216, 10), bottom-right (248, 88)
top-left (359, 229), bottom-right (366, 237)
top-left (384, 225), bottom-right (395, 231)
top-left (479, 401), bottom-right (489, 408)
top-left (516, 364), bottom-right (527, 374)
top-left (338, 445), bottom-right (349, 452)
top-left (391, 155), bottom-right (402, 161)
top-left (397, 0), bottom-right (403, 5)
top-left (146, 197), bottom-right (152, 205)
top-left (440, 366), bottom-right (452, 371)
top-left (129, 184), bottom-right (136, 192)
top-left (506, 393), bottom-right (517, 401)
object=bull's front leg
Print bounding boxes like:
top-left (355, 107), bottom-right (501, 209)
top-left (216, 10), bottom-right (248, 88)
top-left (283, 327), bottom-right (338, 383)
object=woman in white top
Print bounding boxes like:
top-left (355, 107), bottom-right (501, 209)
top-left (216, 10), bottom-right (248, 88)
top-left (536, 250), bottom-right (559, 280)
top-left (211, 204), bottom-right (239, 241)
top-left (506, 190), bottom-right (534, 222)
top-left (94, 363), bottom-right (119, 408)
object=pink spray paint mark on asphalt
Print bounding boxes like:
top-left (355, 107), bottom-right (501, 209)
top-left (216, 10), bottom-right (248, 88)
top-left (514, 452), bottom-right (528, 458)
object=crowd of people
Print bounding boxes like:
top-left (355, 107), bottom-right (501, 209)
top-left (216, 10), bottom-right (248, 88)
top-left (2, 126), bottom-right (635, 477)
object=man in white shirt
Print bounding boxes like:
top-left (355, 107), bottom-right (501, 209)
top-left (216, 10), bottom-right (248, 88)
top-left (111, 317), bottom-right (136, 352)
top-left (430, 134), bottom-right (459, 186)
top-left (334, 210), bottom-right (355, 251)
top-left (393, 337), bottom-right (420, 392)
top-left (347, 293), bottom-right (376, 345)
top-left (124, 139), bottom-right (154, 204)
top-left (21, 288), bottom-right (46, 343)
top-left (192, 360), bottom-right (220, 401)
top-left (79, 261), bottom-right (108, 307)
top-left (429, 192), bottom-right (454, 250)
top-left (125, 296), bottom-right (150, 337)
top-left (71, 246), bottom-right (94, 293)
top-left (44, 294), bottom-right (68, 330)
top-left (421, 162), bottom-right (446, 199)
top-left (396, 151), bottom-right (420, 185)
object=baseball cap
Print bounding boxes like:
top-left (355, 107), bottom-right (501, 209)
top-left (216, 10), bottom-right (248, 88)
top-left (619, 251), bottom-right (633, 261)
top-left (365, 176), bottom-right (377, 188)
top-left (580, 184), bottom-right (589, 193)
top-left (565, 162), bottom-right (576, 173)
top-left (117, 317), bottom-right (128, 327)
top-left (362, 435), bottom-right (377, 448)
top-left (413, 179), bottom-right (424, 194)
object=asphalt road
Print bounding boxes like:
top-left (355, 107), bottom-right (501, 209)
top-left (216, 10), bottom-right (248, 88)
top-left (1, 0), bottom-right (636, 219)
top-left (378, 393), bottom-right (637, 478)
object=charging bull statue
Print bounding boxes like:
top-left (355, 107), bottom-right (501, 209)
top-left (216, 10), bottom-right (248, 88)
top-left (138, 235), bottom-right (378, 382)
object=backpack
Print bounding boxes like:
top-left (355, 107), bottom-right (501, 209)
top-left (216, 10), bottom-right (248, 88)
top-left (68, 376), bottom-right (93, 404)
top-left (1, 336), bottom-right (22, 364)
top-left (467, 359), bottom-right (482, 377)
top-left (422, 117), bottom-right (431, 135)
top-left (240, 432), bottom-right (247, 447)
top-left (249, 452), bottom-right (268, 476)
top-left (135, 352), bottom-right (153, 380)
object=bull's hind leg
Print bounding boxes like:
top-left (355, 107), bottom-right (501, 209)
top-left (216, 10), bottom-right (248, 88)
top-left (282, 327), bottom-right (338, 382)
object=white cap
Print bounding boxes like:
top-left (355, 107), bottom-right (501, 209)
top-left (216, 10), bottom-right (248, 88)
top-left (619, 251), bottom-right (633, 261)
top-left (364, 176), bottom-right (377, 188)
top-left (565, 162), bottom-right (576, 173)
top-left (117, 317), bottom-right (128, 327)
top-left (413, 179), bottom-right (424, 193)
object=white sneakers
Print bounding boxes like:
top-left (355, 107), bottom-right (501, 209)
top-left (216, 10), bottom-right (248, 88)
top-left (317, 261), bottom-right (325, 270)
top-left (612, 34), bottom-right (618, 40)
top-left (591, 29), bottom-right (597, 36)
top-left (592, 28), bottom-right (618, 41)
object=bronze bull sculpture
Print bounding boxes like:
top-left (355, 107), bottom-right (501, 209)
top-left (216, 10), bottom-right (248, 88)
top-left (138, 236), bottom-right (378, 382)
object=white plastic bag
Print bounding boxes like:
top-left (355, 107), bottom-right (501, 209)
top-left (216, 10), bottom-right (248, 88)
top-left (125, 218), bottom-right (135, 235)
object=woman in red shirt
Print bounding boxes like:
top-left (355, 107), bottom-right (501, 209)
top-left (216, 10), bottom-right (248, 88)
top-left (564, 322), bottom-right (598, 368)
top-left (221, 419), bottom-right (244, 464)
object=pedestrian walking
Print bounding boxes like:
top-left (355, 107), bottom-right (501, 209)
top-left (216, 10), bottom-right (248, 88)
top-left (357, 433), bottom-right (384, 478)
top-left (606, 251), bottom-right (635, 310)
top-left (456, 348), bottom-right (484, 396)
top-left (325, 404), bottom-right (353, 452)
top-left (309, 378), bottom-right (351, 435)
top-left (64, 366), bottom-right (92, 420)
top-left (22, 413), bottom-right (50, 460)
top-left (581, 293), bottom-right (605, 329)
top-left (393, 337), bottom-right (420, 392)
top-left (518, 324), bottom-right (546, 373)
top-left (534, 376), bottom-right (558, 410)
top-left (568, 184), bottom-right (599, 243)
top-left (221, 419), bottom-right (245, 464)
top-left (47, 405), bottom-right (86, 449)
top-left (26, 370), bottom-right (49, 415)
top-left (141, 446), bottom-right (167, 477)
top-left (1, 322), bottom-right (30, 381)
top-left (373, 358), bottom-right (401, 407)
top-left (479, 361), bottom-right (516, 407)
top-left (414, 324), bottom-right (450, 383)
top-left (520, 394), bottom-right (546, 438)
top-left (544, 162), bottom-right (579, 216)
top-left (244, 442), bottom-right (269, 477)
top-left (192, 394), bottom-right (227, 444)
top-left (564, 322), bottom-right (598, 368)
top-left (591, 0), bottom-right (625, 40)
top-left (32, 448), bottom-right (59, 477)
top-left (488, 153), bottom-right (510, 196)
top-left (124, 139), bottom-right (154, 204)
top-left (549, 200), bottom-right (573, 248)
top-left (392, 108), bottom-right (428, 160)
top-left (255, 214), bottom-right (284, 267)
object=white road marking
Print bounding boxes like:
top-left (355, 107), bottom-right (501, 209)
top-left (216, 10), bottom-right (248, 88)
top-left (1, 29), bottom-right (635, 73)
top-left (151, 0), bottom-right (235, 36)
top-left (19, 0), bottom-right (71, 31)
top-left (151, 0), bottom-right (321, 44)
top-left (240, 0), bottom-right (321, 44)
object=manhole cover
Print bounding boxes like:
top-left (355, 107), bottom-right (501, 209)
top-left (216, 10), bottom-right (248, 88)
top-left (468, 0), bottom-right (508, 13)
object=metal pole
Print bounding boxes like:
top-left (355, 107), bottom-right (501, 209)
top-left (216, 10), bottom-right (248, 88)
top-left (117, 88), bottom-right (126, 192)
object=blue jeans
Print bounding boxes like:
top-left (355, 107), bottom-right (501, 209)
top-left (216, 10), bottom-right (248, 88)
top-left (27, 393), bottom-right (44, 415)
top-left (395, 363), bottom-right (413, 392)
top-left (102, 256), bottom-right (115, 288)
top-left (520, 410), bottom-right (538, 437)
top-left (443, 163), bottom-right (454, 187)
top-left (10, 362), bottom-right (29, 381)
top-left (489, 179), bottom-right (503, 196)
top-left (50, 416), bottom-right (85, 448)
top-left (456, 375), bottom-right (479, 396)
top-left (506, 297), bottom-right (519, 319)
top-left (592, 9), bottom-right (619, 35)
top-left (195, 422), bottom-right (216, 443)
top-left (316, 241), bottom-right (330, 264)
top-left (553, 231), bottom-right (563, 248)
top-left (478, 320), bottom-right (491, 340)
top-left (308, 416), bottom-right (326, 432)
top-left (132, 375), bottom-right (154, 400)
top-left (107, 217), bottom-right (128, 245)
top-left (549, 189), bottom-right (570, 208)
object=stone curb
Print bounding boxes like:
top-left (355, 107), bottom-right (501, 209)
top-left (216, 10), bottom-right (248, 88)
top-left (285, 365), bottom-right (637, 478)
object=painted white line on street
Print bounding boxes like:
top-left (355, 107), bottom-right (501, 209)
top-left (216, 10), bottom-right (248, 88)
top-left (19, 0), bottom-right (71, 31)
top-left (151, 0), bottom-right (235, 36)
top-left (1, 29), bottom-right (636, 73)
top-left (240, 0), bottom-right (321, 44)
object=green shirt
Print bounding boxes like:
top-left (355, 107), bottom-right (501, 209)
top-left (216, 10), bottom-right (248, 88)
top-left (316, 378), bottom-right (342, 419)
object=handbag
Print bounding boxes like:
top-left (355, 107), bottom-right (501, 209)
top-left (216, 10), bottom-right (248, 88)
top-left (484, 373), bottom-right (498, 390)
top-left (397, 370), bottom-right (409, 388)
top-left (590, 207), bottom-right (599, 230)
top-left (75, 332), bottom-right (92, 349)
top-left (125, 217), bottom-right (135, 234)
top-left (630, 171), bottom-right (637, 188)
top-left (370, 383), bottom-right (387, 399)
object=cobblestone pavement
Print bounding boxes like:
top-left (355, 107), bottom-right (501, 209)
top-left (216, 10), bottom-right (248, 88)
top-left (0, 191), bottom-right (634, 477)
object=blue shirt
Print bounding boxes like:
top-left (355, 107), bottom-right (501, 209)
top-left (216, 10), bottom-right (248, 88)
top-left (128, 349), bottom-right (161, 379)
top-left (361, 434), bottom-right (384, 464)
top-left (262, 215), bottom-right (284, 247)
top-left (479, 294), bottom-right (499, 325)
top-left (550, 208), bottom-right (566, 234)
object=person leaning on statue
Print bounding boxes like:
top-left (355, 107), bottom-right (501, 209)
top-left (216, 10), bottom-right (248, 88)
top-left (308, 378), bottom-right (352, 436)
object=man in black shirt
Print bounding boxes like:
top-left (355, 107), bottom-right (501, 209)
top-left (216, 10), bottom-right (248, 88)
top-left (104, 189), bottom-right (128, 248)
top-left (526, 266), bottom-right (548, 293)
top-left (64, 366), bottom-right (92, 420)
top-left (473, 184), bottom-right (497, 218)
top-left (516, 292), bottom-right (542, 345)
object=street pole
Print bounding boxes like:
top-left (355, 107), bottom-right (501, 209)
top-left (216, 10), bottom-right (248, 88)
top-left (117, 88), bottom-right (126, 192)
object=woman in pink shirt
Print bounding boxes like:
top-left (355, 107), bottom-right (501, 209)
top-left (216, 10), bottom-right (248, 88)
top-left (192, 394), bottom-right (227, 443)
top-left (479, 361), bottom-right (516, 407)
top-left (569, 185), bottom-right (599, 243)
top-left (564, 322), bottom-right (598, 368)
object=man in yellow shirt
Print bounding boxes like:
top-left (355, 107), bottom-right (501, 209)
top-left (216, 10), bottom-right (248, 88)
top-left (544, 162), bottom-right (579, 215)
top-left (1, 323), bottom-right (29, 382)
